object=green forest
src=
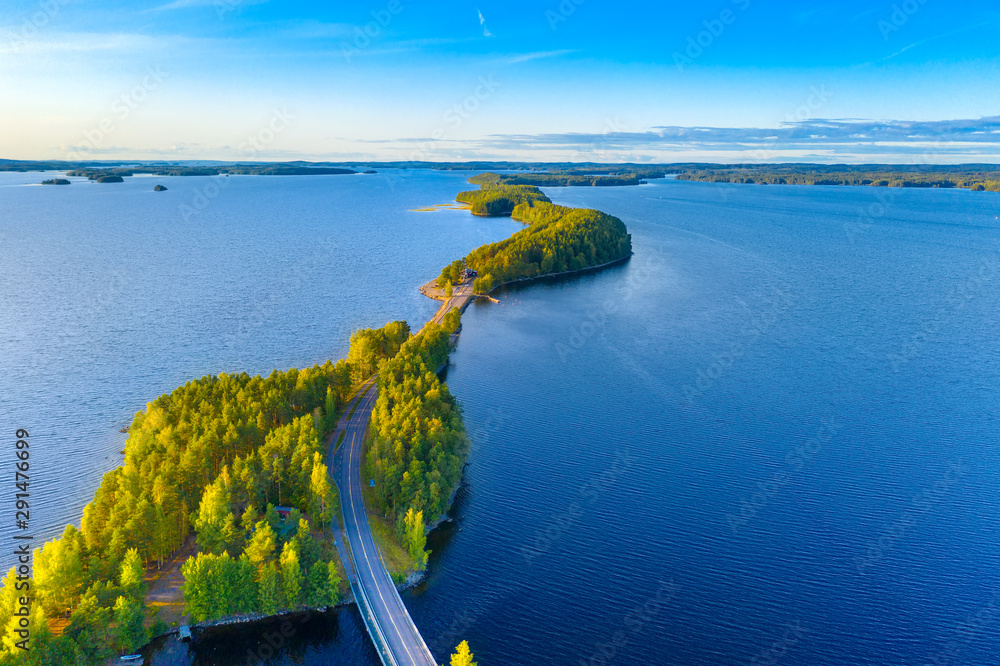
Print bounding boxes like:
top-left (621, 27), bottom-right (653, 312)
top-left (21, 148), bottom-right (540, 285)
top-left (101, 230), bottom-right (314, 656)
top-left (455, 176), bottom-right (550, 216)
top-left (0, 318), bottom-right (447, 664)
top-left (367, 310), bottom-right (466, 562)
top-left (453, 171), bottom-right (654, 217)
top-left (673, 164), bottom-right (1000, 191)
top-left (65, 165), bottom-right (356, 179)
top-left (496, 173), bottom-right (647, 186)
top-left (445, 176), bottom-right (633, 293)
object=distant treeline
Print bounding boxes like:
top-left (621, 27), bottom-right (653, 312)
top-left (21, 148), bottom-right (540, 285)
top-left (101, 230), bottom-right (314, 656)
top-left (453, 170), bottom-right (658, 217)
top-left (65, 165), bottom-right (356, 179)
top-left (673, 164), bottom-right (1000, 191)
top-left (7, 157), bottom-right (1000, 191)
top-left (490, 173), bottom-right (650, 187)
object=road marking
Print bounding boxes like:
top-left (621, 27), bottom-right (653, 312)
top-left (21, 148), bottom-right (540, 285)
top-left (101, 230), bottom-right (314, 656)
top-left (345, 390), bottom-right (424, 664)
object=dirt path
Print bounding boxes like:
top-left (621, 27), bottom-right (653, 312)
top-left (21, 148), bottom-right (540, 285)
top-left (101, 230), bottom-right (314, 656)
top-left (145, 535), bottom-right (197, 628)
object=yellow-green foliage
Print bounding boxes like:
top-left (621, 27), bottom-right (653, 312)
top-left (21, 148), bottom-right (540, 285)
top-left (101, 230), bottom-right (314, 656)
top-left (0, 320), bottom-right (415, 659)
top-left (368, 310), bottom-right (466, 524)
top-left (467, 200), bottom-right (632, 293)
top-left (347, 321), bottom-right (411, 384)
top-left (675, 166), bottom-right (1000, 190)
top-left (455, 176), bottom-right (550, 216)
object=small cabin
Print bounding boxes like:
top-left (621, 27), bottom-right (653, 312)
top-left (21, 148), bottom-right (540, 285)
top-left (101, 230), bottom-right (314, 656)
top-left (275, 506), bottom-right (294, 521)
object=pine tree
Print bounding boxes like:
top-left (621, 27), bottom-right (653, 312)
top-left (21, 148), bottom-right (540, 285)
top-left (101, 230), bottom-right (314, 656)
top-left (120, 548), bottom-right (145, 600)
top-left (309, 457), bottom-right (334, 530)
top-left (245, 520), bottom-right (276, 570)
top-left (327, 562), bottom-right (342, 606)
top-left (403, 507), bottom-right (429, 570)
top-left (195, 477), bottom-right (236, 555)
top-left (305, 561), bottom-right (329, 607)
top-left (112, 596), bottom-right (148, 654)
top-left (64, 595), bottom-right (116, 663)
top-left (450, 640), bottom-right (477, 666)
top-left (180, 554), bottom-right (213, 622)
top-left (324, 386), bottom-right (338, 433)
top-left (258, 563), bottom-right (280, 615)
top-left (33, 525), bottom-right (85, 615)
top-left (234, 554), bottom-right (258, 614)
top-left (279, 542), bottom-right (302, 609)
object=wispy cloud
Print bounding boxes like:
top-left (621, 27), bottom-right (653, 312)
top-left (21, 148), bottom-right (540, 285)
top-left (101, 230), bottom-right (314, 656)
top-left (478, 9), bottom-right (492, 37)
top-left (0, 31), bottom-right (167, 55)
top-left (869, 20), bottom-right (999, 64)
top-left (481, 116), bottom-right (1000, 159)
top-left (503, 49), bottom-right (576, 65)
top-left (276, 20), bottom-right (354, 40)
top-left (149, 0), bottom-right (267, 11)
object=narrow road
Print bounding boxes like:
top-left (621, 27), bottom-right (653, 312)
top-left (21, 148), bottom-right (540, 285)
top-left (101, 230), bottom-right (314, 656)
top-left (330, 381), bottom-right (438, 666)
top-left (328, 277), bottom-right (477, 665)
top-left (424, 279), bottom-right (474, 328)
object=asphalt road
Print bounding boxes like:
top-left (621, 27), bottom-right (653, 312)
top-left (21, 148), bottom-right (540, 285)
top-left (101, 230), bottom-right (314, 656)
top-left (328, 279), bottom-right (476, 665)
top-left (330, 380), bottom-right (438, 666)
top-left (425, 279), bottom-right (474, 328)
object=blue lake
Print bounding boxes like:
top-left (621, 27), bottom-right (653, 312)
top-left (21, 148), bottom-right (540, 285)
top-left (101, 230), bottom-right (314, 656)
top-left (2, 171), bottom-right (999, 664)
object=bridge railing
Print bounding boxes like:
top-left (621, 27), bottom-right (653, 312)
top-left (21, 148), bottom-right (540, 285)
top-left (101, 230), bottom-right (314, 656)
top-left (344, 536), bottom-right (399, 666)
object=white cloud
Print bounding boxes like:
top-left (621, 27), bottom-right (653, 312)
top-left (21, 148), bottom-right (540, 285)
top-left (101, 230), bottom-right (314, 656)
top-left (276, 21), bottom-right (355, 40)
top-left (503, 49), bottom-right (576, 65)
top-left (149, 0), bottom-right (267, 11)
top-left (0, 32), bottom-right (163, 55)
top-left (478, 9), bottom-right (492, 37)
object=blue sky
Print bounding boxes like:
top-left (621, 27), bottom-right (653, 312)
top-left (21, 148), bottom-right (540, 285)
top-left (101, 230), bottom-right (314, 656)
top-left (1, 0), bottom-right (998, 162)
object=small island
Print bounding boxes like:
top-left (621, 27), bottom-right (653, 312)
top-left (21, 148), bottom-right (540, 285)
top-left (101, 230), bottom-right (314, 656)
top-left (154, 184), bottom-right (168, 191)
top-left (96, 175), bottom-right (124, 183)
top-left (42, 178), bottom-right (71, 185)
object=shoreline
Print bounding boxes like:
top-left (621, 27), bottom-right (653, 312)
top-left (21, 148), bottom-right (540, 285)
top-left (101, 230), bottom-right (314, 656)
top-left (139, 178), bottom-right (636, 653)
top-left (475, 252), bottom-right (633, 294)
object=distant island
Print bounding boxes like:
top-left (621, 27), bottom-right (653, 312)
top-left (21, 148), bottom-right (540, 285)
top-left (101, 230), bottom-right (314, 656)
top-left (154, 185), bottom-right (168, 191)
top-left (42, 178), bottom-right (70, 185)
top-left (64, 165), bottom-right (357, 180)
top-left (672, 164), bottom-right (1000, 191)
top-left (5, 160), bottom-right (1000, 194)
top-left (96, 175), bottom-right (124, 183)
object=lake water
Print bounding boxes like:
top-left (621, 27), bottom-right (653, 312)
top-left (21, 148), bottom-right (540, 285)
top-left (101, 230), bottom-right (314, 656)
top-left (3, 172), bottom-right (999, 665)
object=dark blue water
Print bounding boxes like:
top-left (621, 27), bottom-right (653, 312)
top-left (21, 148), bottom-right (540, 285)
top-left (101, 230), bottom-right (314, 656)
top-left (4, 173), bottom-right (1000, 664)
top-left (409, 180), bottom-right (1000, 666)
top-left (0, 168), bottom-right (521, 563)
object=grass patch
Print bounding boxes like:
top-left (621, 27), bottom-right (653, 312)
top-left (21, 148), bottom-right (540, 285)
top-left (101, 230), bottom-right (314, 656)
top-left (366, 510), bottom-right (416, 578)
top-left (329, 476), bottom-right (345, 529)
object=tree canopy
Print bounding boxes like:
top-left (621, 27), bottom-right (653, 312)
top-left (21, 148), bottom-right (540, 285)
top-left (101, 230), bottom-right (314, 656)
top-left (463, 199), bottom-right (632, 293)
top-left (367, 310), bottom-right (466, 567)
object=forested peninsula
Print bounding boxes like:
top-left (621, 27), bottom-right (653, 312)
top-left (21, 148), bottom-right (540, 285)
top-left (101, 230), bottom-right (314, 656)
top-left (442, 173), bottom-right (634, 293)
top-left (0, 168), bottom-right (639, 665)
top-left (0, 316), bottom-right (464, 664)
